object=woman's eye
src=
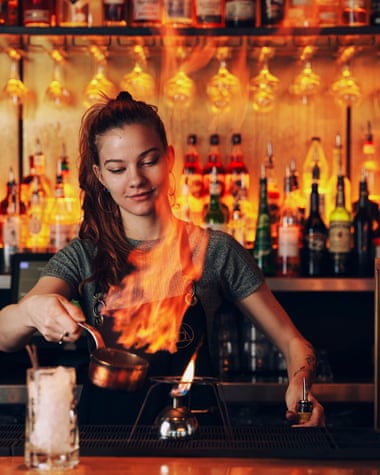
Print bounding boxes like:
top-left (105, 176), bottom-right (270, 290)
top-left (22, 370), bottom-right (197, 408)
top-left (108, 168), bottom-right (125, 174)
top-left (141, 155), bottom-right (160, 167)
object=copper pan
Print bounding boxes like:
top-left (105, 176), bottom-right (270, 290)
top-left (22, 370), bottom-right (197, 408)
top-left (78, 322), bottom-right (149, 391)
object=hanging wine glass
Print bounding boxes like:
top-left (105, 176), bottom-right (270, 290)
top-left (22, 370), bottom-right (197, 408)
top-left (120, 45), bottom-right (156, 103)
top-left (206, 47), bottom-right (241, 114)
top-left (45, 49), bottom-right (73, 108)
top-left (330, 62), bottom-right (361, 107)
top-left (83, 45), bottom-right (118, 108)
top-left (248, 47), bottom-right (279, 113)
top-left (289, 46), bottom-right (321, 105)
top-left (163, 46), bottom-right (195, 109)
top-left (3, 48), bottom-right (28, 106)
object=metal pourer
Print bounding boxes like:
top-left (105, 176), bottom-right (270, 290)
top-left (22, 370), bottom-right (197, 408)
top-left (296, 377), bottom-right (313, 423)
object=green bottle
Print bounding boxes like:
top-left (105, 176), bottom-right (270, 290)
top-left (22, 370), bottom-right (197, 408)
top-left (204, 166), bottom-right (227, 231)
top-left (253, 164), bottom-right (275, 276)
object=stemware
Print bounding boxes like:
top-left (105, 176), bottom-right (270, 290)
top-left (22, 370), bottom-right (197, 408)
top-left (206, 47), bottom-right (241, 114)
top-left (83, 46), bottom-right (118, 108)
top-left (45, 49), bottom-right (72, 108)
top-left (289, 46), bottom-right (321, 105)
top-left (248, 47), bottom-right (279, 113)
top-left (330, 62), bottom-right (361, 107)
top-left (120, 45), bottom-right (155, 103)
top-left (163, 46), bottom-right (195, 109)
top-left (3, 48), bottom-right (28, 106)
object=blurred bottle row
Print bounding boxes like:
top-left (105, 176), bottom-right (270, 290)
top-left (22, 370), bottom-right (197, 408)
top-left (1, 0), bottom-right (379, 28)
top-left (0, 139), bottom-right (81, 272)
top-left (173, 126), bottom-right (380, 278)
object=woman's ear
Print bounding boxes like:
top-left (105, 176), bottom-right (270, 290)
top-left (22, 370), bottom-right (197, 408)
top-left (93, 164), bottom-right (106, 187)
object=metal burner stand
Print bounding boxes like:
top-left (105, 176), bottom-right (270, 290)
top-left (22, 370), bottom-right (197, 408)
top-left (127, 376), bottom-right (233, 442)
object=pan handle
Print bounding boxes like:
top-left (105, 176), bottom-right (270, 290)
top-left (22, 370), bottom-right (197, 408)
top-left (78, 322), bottom-right (106, 349)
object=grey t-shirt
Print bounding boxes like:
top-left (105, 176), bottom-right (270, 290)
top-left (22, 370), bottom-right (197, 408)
top-left (41, 223), bottom-right (264, 353)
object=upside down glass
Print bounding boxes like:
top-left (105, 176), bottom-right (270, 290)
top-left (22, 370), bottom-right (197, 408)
top-left (25, 366), bottom-right (79, 470)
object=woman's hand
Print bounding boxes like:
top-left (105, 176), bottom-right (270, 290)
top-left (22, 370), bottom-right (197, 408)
top-left (20, 293), bottom-right (85, 345)
top-left (285, 378), bottom-right (325, 427)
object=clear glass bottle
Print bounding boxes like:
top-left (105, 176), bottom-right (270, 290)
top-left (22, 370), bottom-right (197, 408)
top-left (2, 168), bottom-right (21, 272)
top-left (277, 165), bottom-right (301, 277)
top-left (162, 0), bottom-right (194, 26)
top-left (57, 0), bottom-right (89, 26)
top-left (48, 160), bottom-right (76, 253)
top-left (253, 164), bottom-right (275, 276)
top-left (362, 121), bottom-right (380, 206)
top-left (342, 0), bottom-right (369, 25)
top-left (264, 141), bottom-right (281, 250)
top-left (260, 0), bottom-right (285, 26)
top-left (26, 176), bottom-right (49, 252)
top-left (225, 133), bottom-right (250, 214)
top-left (328, 174), bottom-right (352, 277)
top-left (284, 0), bottom-right (320, 26)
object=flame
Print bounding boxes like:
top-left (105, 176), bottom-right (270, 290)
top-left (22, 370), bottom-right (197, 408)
top-left (171, 357), bottom-right (195, 398)
top-left (103, 220), bottom-right (209, 354)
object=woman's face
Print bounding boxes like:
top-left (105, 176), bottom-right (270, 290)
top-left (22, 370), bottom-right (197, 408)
top-left (93, 123), bottom-right (174, 219)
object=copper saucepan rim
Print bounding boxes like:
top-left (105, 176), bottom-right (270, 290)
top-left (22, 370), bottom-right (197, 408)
top-left (91, 347), bottom-right (149, 370)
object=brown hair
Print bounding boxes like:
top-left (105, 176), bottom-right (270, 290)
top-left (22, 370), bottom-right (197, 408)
top-left (78, 91), bottom-right (169, 293)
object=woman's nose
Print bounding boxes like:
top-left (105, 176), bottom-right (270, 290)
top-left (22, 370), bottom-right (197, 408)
top-left (127, 166), bottom-right (146, 185)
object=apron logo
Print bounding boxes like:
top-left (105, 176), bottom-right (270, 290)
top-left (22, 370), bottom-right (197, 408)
top-left (177, 323), bottom-right (194, 349)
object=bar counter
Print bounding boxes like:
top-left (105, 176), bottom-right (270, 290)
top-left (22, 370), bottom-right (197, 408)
top-left (0, 456), bottom-right (379, 474)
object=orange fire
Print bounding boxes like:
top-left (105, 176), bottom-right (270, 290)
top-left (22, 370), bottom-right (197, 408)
top-left (103, 221), bottom-right (209, 354)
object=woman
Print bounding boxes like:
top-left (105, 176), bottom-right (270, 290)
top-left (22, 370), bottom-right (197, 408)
top-left (0, 92), bottom-right (324, 426)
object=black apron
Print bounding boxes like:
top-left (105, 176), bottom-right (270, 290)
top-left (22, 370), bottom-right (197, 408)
top-left (78, 295), bottom-right (219, 426)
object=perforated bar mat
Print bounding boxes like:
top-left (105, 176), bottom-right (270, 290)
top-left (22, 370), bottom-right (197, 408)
top-left (1, 425), bottom-right (380, 459)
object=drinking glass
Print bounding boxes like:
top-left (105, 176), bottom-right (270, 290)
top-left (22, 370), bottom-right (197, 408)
top-left (3, 48), bottom-right (28, 106)
top-left (249, 47), bottom-right (279, 113)
top-left (330, 62), bottom-right (361, 107)
top-left (83, 46), bottom-right (118, 108)
top-left (25, 366), bottom-right (79, 470)
top-left (45, 50), bottom-right (72, 107)
top-left (163, 47), bottom-right (195, 109)
top-left (120, 45), bottom-right (155, 103)
top-left (289, 47), bottom-right (320, 105)
top-left (206, 47), bottom-right (241, 114)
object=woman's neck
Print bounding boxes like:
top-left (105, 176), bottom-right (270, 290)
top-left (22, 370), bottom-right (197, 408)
top-left (122, 209), bottom-right (176, 241)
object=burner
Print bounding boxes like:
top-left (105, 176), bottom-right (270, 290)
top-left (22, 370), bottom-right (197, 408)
top-left (154, 395), bottom-right (199, 440)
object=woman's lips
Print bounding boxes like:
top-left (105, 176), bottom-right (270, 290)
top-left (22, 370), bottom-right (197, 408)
top-left (127, 188), bottom-right (155, 200)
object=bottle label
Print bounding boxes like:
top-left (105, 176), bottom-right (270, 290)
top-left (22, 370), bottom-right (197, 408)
top-left (226, 0), bottom-right (255, 21)
top-left (329, 221), bottom-right (351, 253)
top-left (305, 231), bottom-right (326, 251)
top-left (132, 0), bottom-right (161, 21)
top-left (278, 225), bottom-right (299, 257)
top-left (29, 215), bottom-right (42, 234)
top-left (3, 216), bottom-right (20, 247)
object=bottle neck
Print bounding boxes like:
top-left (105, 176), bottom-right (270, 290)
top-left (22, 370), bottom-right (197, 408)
top-left (258, 178), bottom-right (269, 213)
top-left (335, 176), bottom-right (346, 208)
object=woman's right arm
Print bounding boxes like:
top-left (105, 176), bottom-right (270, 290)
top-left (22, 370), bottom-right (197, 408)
top-left (0, 275), bottom-right (86, 352)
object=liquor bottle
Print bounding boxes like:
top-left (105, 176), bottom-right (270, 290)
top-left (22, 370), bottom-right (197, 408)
top-left (194, 0), bottom-right (225, 27)
top-left (203, 166), bottom-right (228, 232)
top-left (352, 169), bottom-right (374, 277)
top-left (59, 143), bottom-right (82, 230)
top-left (316, 0), bottom-right (341, 25)
top-left (284, 0), bottom-right (320, 26)
top-left (176, 134), bottom-right (205, 226)
top-left (302, 136), bottom-right (329, 223)
top-left (57, 0), bottom-right (89, 26)
top-left (225, 133), bottom-right (250, 214)
top-left (362, 121), bottom-right (380, 205)
top-left (228, 195), bottom-right (245, 246)
top-left (26, 176), bottom-right (49, 252)
top-left (370, 0), bottom-right (380, 24)
top-left (326, 132), bottom-right (352, 221)
top-left (264, 141), bottom-right (281, 250)
top-left (129, 0), bottom-right (162, 26)
top-left (0, 0), bottom-right (19, 25)
top-left (302, 181), bottom-right (328, 277)
top-left (48, 160), bottom-right (76, 253)
top-left (203, 133), bottom-right (226, 199)
top-left (260, 0), bottom-right (286, 26)
top-left (23, 0), bottom-right (53, 26)
top-left (342, 0), bottom-right (369, 25)
top-left (328, 174), bottom-right (352, 277)
top-left (253, 164), bottom-right (275, 276)
top-left (103, 0), bottom-right (127, 25)
top-left (277, 165), bottom-right (301, 277)
top-left (21, 140), bottom-right (53, 210)
top-left (238, 173), bottom-right (256, 250)
top-left (225, 0), bottom-right (256, 27)
top-left (290, 158), bottom-right (307, 228)
top-left (2, 168), bottom-right (22, 272)
top-left (162, 0), bottom-right (193, 26)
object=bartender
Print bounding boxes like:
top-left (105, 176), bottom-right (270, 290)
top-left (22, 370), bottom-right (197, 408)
top-left (0, 91), bottom-right (325, 427)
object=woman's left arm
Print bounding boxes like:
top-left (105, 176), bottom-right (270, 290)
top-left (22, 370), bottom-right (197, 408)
top-left (236, 281), bottom-right (325, 427)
